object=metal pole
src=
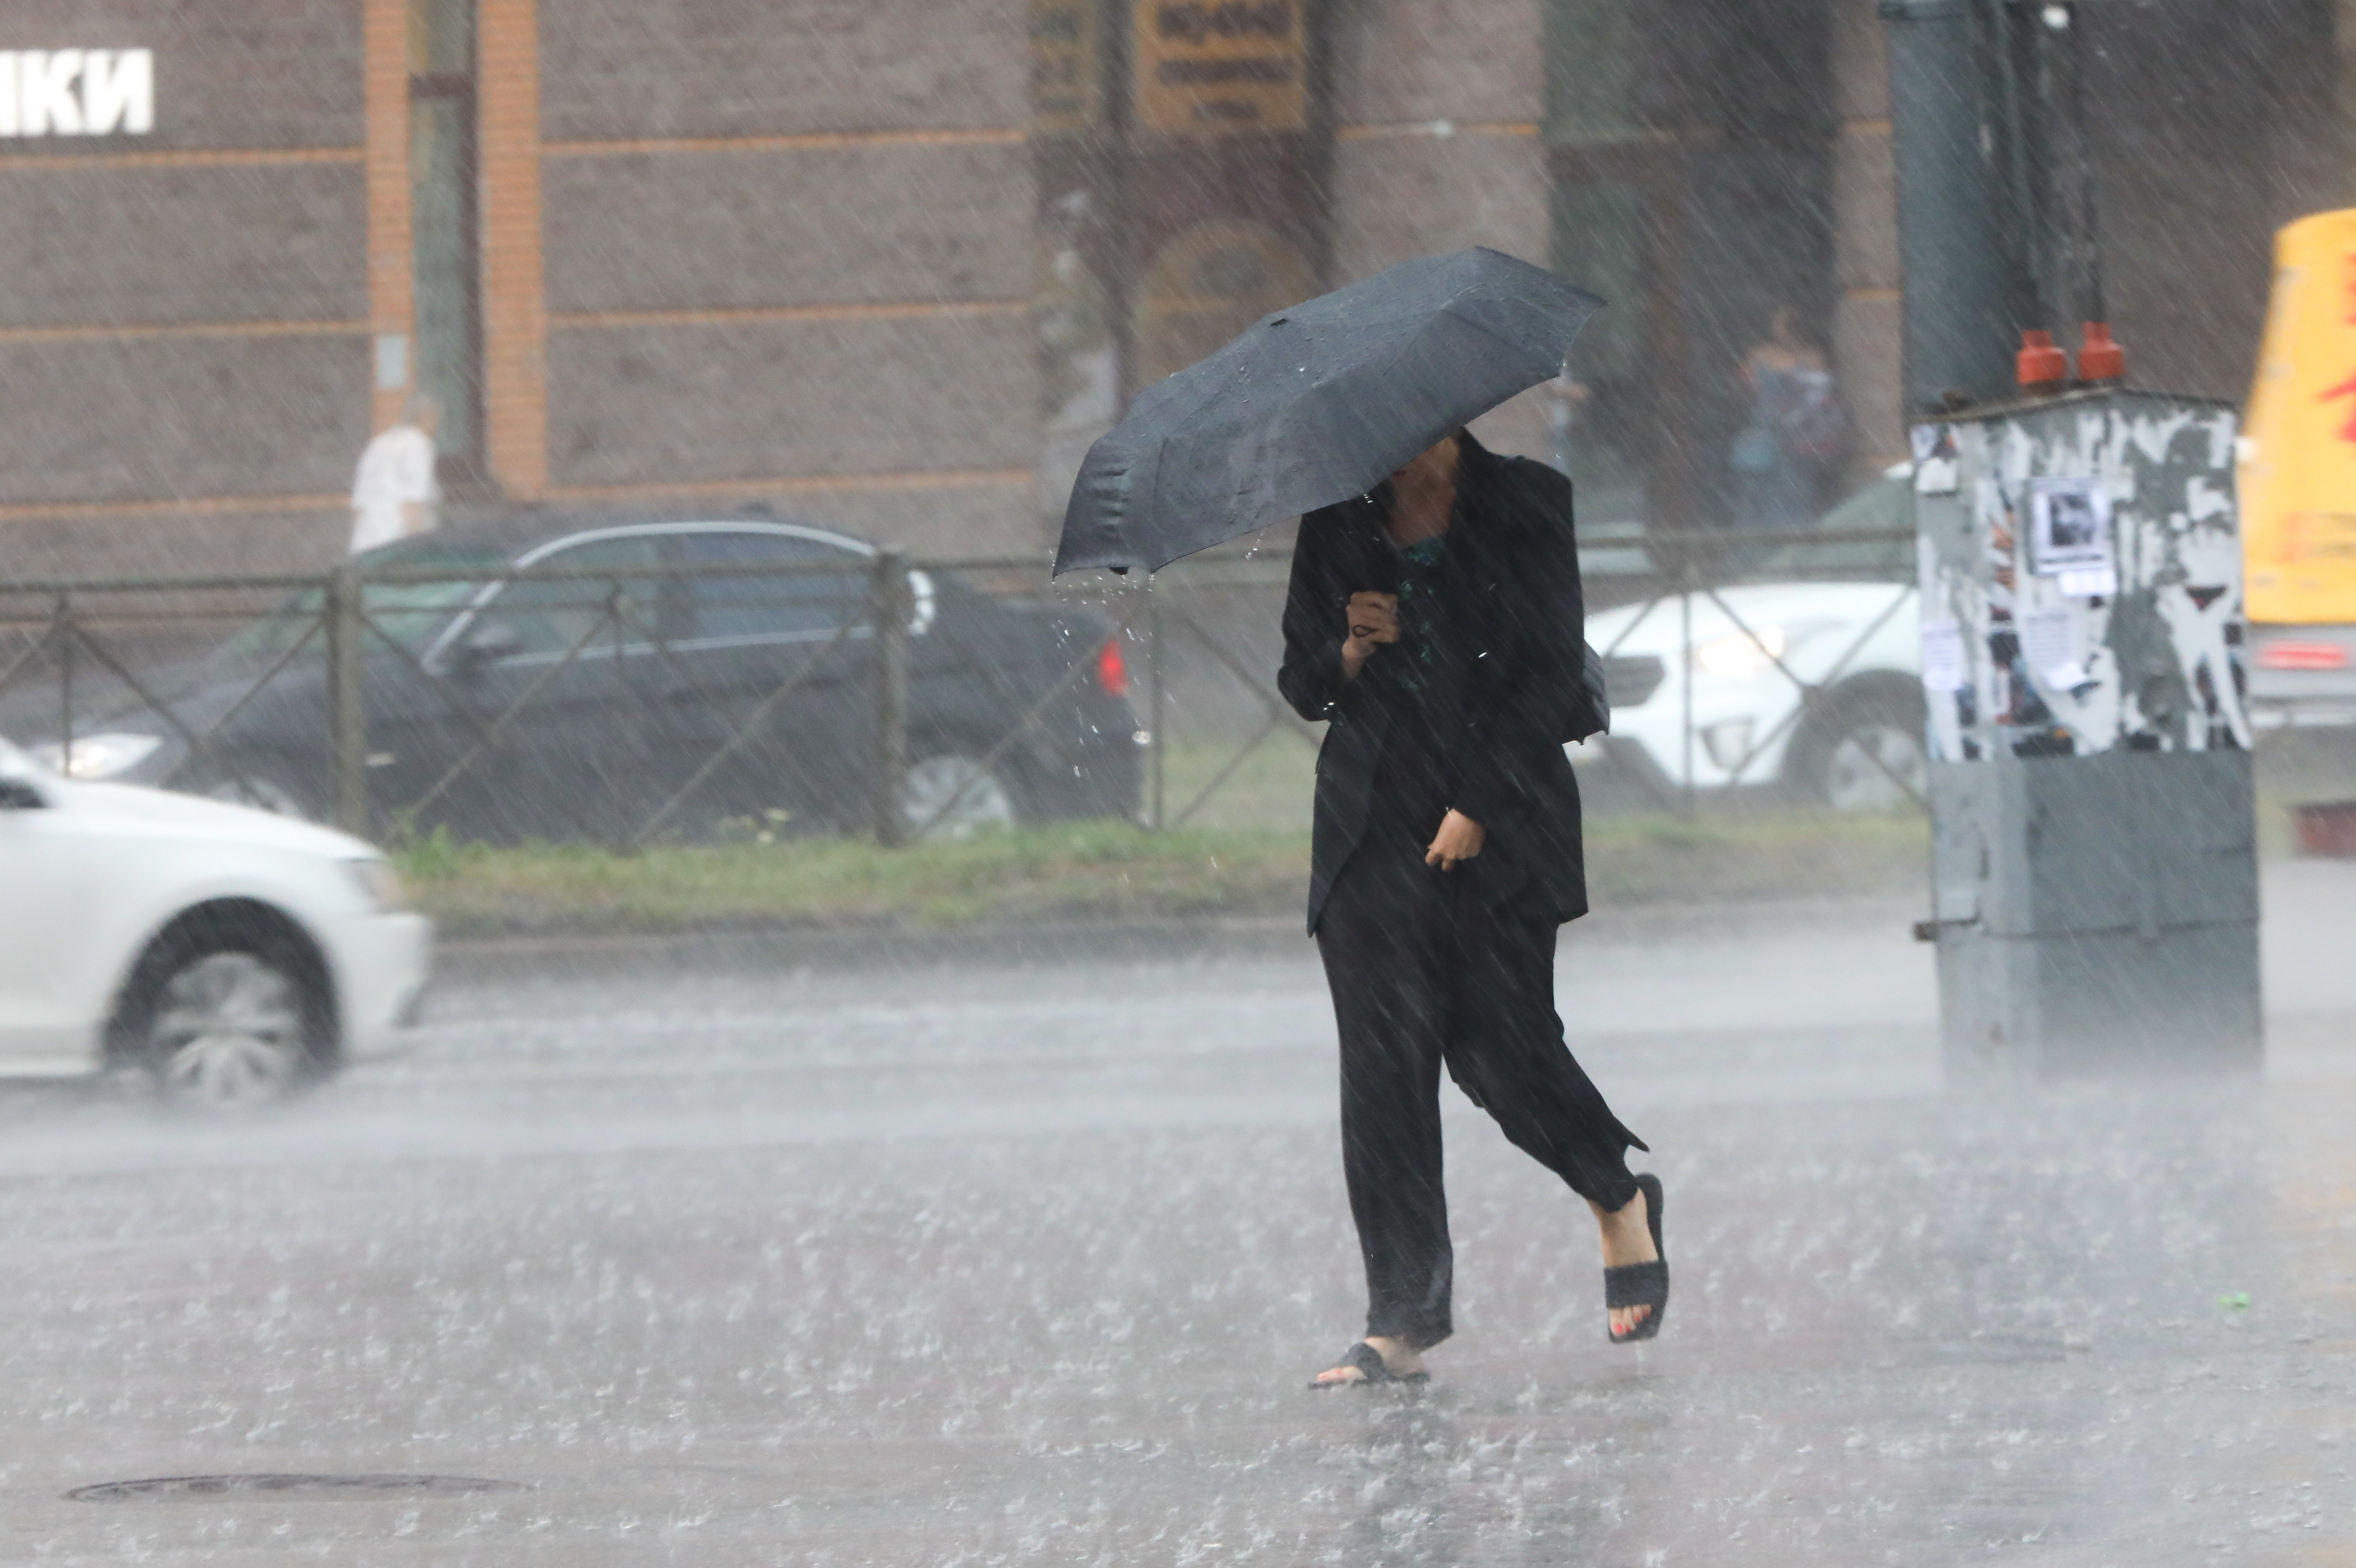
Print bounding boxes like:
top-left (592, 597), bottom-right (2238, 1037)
top-left (327, 563), bottom-right (368, 837)
top-left (2053, 0), bottom-right (2105, 326)
top-left (1147, 576), bottom-right (1166, 831)
top-left (872, 551), bottom-right (911, 847)
top-left (1881, 0), bottom-right (2029, 411)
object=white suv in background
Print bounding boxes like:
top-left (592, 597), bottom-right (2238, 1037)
top-left (0, 736), bottom-right (431, 1104)
top-left (1580, 476), bottom-right (1926, 811)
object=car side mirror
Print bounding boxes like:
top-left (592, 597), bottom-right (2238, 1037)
top-left (454, 620), bottom-right (525, 672)
top-left (0, 774), bottom-right (46, 810)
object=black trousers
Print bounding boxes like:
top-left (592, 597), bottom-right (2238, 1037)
top-left (1315, 832), bottom-right (1644, 1350)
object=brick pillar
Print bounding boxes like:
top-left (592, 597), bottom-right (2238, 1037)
top-left (362, 0), bottom-right (413, 433)
top-left (479, 0), bottom-right (548, 498)
top-left (1033, 0), bottom-right (1126, 538)
top-left (1830, 0), bottom-right (1904, 478)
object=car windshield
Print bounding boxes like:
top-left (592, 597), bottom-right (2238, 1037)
top-left (212, 543), bottom-right (513, 669)
top-left (1750, 477), bottom-right (1915, 582)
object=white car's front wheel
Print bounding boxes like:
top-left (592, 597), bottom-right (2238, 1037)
top-left (1794, 686), bottom-right (1930, 812)
top-left (1824, 722), bottom-right (1929, 811)
top-left (112, 912), bottom-right (334, 1108)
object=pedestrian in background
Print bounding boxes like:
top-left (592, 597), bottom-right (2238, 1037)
top-left (1281, 429), bottom-right (1667, 1390)
top-left (348, 394), bottom-right (442, 556)
top-left (1730, 306), bottom-right (1847, 532)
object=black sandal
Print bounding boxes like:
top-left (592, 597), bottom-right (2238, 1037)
top-left (1603, 1173), bottom-right (1668, 1344)
top-left (1307, 1341), bottom-right (1430, 1390)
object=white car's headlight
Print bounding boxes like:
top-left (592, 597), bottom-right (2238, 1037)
top-left (1691, 625), bottom-right (1786, 679)
top-left (26, 732), bottom-right (163, 780)
top-left (343, 858), bottom-right (410, 912)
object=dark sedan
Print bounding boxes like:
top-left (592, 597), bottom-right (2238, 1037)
top-left (6, 512), bottom-right (1142, 843)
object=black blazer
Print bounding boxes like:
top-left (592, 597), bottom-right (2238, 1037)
top-left (1278, 435), bottom-right (1597, 935)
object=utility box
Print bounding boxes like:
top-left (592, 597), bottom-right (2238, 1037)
top-left (1913, 389), bottom-right (2262, 1077)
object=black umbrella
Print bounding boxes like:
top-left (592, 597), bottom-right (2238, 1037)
top-left (1052, 247), bottom-right (1602, 577)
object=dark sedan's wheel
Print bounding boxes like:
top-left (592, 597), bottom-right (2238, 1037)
top-left (112, 920), bottom-right (334, 1108)
top-left (1792, 686), bottom-right (1929, 811)
top-left (902, 752), bottom-right (1020, 839)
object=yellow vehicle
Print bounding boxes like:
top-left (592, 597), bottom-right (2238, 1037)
top-left (2240, 206), bottom-right (2356, 726)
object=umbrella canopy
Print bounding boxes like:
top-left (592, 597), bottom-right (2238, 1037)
top-left (1052, 247), bottom-right (1602, 577)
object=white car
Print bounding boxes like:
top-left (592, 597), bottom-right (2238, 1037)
top-left (1578, 478), bottom-right (1928, 811)
top-left (0, 736), bottom-right (431, 1104)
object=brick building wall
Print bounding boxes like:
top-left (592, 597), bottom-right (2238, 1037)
top-left (1828, 0), bottom-right (1903, 478)
top-left (0, 0), bottom-right (1043, 581)
top-left (3, 0), bottom-right (2351, 584)
top-left (0, 1), bottom-right (370, 578)
top-left (534, 0), bottom-right (1039, 554)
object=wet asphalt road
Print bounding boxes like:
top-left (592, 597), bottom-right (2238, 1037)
top-left (0, 869), bottom-right (2352, 1565)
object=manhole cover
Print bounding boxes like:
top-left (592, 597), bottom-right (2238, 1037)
top-left (69, 1473), bottom-right (527, 1502)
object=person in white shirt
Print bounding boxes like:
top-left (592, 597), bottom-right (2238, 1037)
top-left (347, 394), bottom-right (443, 555)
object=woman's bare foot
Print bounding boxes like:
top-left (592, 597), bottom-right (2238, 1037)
top-left (1310, 1335), bottom-right (1425, 1386)
top-left (1589, 1187), bottom-right (1659, 1339)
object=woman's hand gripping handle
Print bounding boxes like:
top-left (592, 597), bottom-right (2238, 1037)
top-left (1339, 591), bottom-right (1399, 682)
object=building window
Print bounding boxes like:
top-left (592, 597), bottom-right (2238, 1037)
top-left (410, 0), bottom-right (481, 483)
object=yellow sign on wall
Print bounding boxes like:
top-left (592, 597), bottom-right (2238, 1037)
top-left (1031, 0), bottom-right (1100, 136)
top-left (1133, 0), bottom-right (1306, 136)
top-left (2242, 208), bottom-right (2356, 624)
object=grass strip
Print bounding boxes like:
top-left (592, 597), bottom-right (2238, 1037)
top-left (396, 810), bottom-right (1929, 939)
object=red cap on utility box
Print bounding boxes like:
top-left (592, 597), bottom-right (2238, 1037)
top-left (2077, 322), bottom-right (2125, 383)
top-left (2017, 330), bottom-right (2068, 392)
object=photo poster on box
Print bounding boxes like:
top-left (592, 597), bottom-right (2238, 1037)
top-left (2029, 476), bottom-right (2114, 579)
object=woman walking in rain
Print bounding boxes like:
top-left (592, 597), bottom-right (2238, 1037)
top-left (1281, 428), bottom-right (1666, 1389)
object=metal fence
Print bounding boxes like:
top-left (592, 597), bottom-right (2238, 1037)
top-left (1110, 518), bottom-right (1928, 825)
top-left (0, 520), bottom-right (1922, 848)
